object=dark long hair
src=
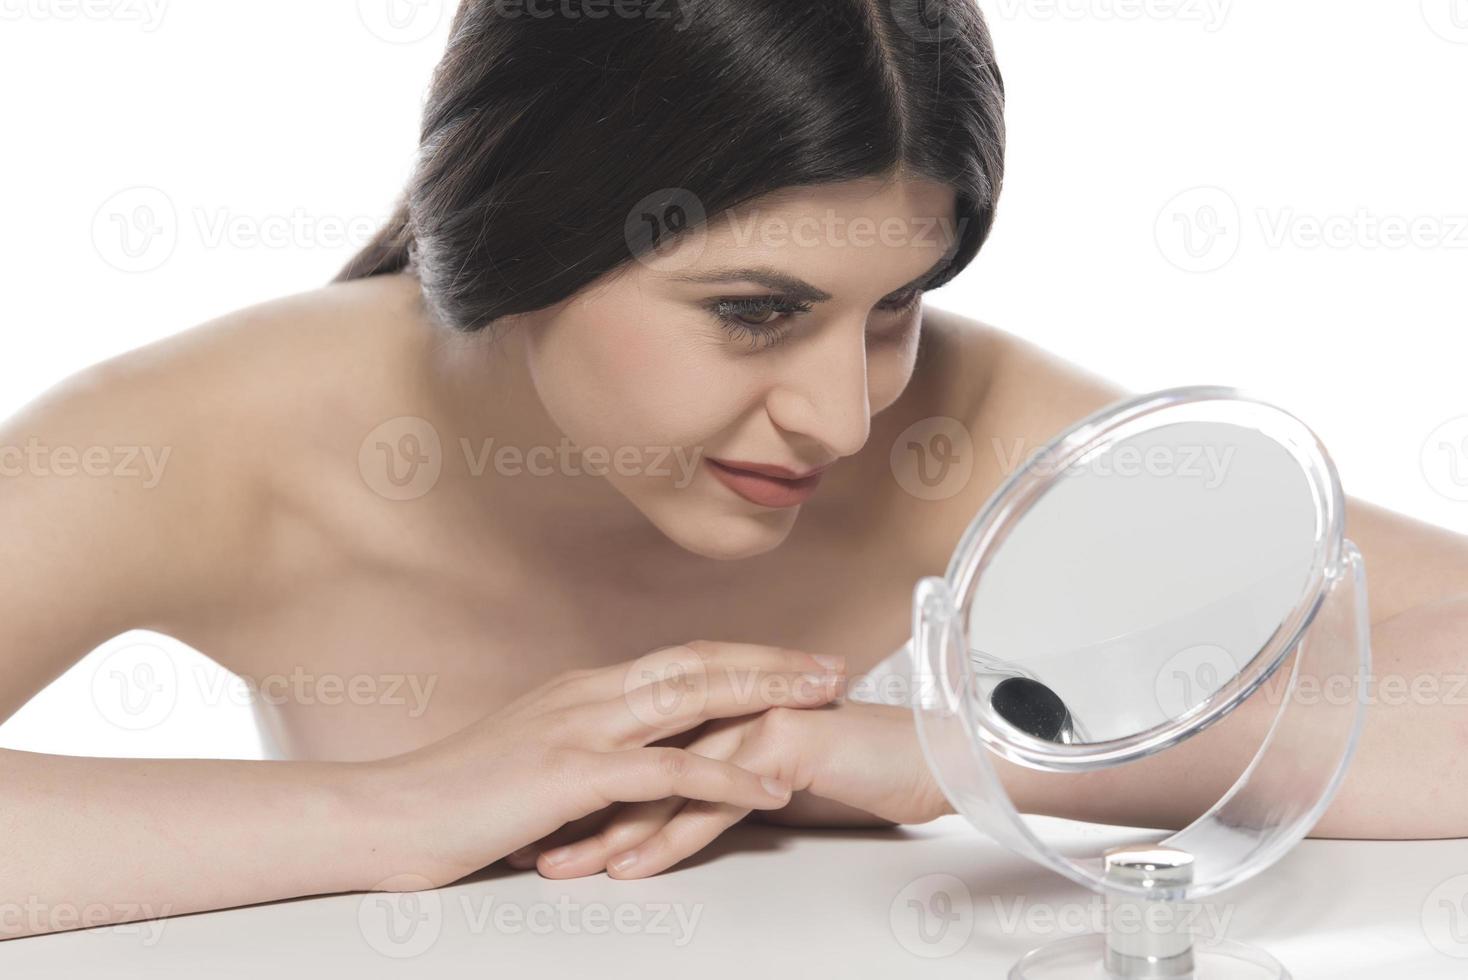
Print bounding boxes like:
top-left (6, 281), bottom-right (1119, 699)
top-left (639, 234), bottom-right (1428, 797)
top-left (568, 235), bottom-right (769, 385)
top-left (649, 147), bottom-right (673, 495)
top-left (335, 0), bottom-right (1006, 335)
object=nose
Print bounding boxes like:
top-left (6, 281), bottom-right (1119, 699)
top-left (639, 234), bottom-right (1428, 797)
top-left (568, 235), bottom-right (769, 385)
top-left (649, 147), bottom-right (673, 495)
top-left (764, 322), bottom-right (872, 460)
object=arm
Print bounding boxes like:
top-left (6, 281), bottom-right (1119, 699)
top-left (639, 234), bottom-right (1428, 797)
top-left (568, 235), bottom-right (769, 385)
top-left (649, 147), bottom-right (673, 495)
top-left (1, 343), bottom-right (842, 938)
top-left (0, 357), bottom-right (407, 937)
top-left (953, 317), bottom-right (1468, 839)
top-left (0, 751), bottom-right (399, 938)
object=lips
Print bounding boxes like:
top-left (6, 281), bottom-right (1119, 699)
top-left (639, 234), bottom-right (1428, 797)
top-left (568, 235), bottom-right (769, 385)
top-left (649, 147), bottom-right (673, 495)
top-left (705, 458), bottom-right (829, 508)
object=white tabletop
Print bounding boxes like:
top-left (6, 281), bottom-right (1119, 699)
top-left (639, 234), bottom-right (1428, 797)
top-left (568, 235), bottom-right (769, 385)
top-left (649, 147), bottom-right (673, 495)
top-left (5, 814), bottom-right (1465, 978)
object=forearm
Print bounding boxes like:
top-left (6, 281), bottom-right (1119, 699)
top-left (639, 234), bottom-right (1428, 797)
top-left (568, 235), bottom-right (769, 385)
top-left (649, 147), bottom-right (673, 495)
top-left (996, 595), bottom-right (1468, 840)
top-left (1306, 594), bottom-right (1468, 838)
top-left (0, 749), bottom-right (395, 939)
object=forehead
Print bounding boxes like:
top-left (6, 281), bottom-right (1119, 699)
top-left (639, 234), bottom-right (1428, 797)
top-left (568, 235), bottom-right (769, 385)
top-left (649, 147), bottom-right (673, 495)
top-left (635, 177), bottom-right (960, 297)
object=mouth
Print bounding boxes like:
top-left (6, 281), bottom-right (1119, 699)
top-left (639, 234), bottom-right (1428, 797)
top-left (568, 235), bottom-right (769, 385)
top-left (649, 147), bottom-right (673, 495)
top-left (705, 458), bottom-right (829, 509)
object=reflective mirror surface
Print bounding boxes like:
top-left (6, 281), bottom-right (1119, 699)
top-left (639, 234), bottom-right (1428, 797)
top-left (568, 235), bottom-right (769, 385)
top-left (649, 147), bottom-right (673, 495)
top-left (962, 421), bottom-right (1319, 745)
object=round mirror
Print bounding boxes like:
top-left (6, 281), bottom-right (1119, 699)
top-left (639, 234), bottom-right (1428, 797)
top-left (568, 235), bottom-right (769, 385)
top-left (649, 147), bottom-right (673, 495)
top-left (939, 388), bottom-right (1341, 771)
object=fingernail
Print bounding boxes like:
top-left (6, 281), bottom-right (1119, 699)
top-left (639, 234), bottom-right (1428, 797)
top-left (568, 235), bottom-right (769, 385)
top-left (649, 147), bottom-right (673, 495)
top-left (762, 775), bottom-right (791, 798)
top-left (811, 654), bottom-right (845, 672)
top-left (608, 851), bottom-right (639, 874)
top-left (800, 673), bottom-right (838, 696)
top-left (541, 846), bottom-right (572, 867)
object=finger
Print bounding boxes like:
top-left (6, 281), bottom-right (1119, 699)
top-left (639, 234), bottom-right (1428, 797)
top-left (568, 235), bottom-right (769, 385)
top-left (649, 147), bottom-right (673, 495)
top-left (604, 734), bottom-right (795, 878)
top-left (576, 747), bottom-right (792, 812)
top-left (537, 716), bottom-right (753, 876)
top-left (544, 641), bottom-right (845, 710)
top-left (504, 805), bottom-right (622, 869)
top-left (605, 799), bottom-right (750, 879)
top-left (589, 668), bottom-right (843, 748)
top-left (535, 797), bottom-right (688, 879)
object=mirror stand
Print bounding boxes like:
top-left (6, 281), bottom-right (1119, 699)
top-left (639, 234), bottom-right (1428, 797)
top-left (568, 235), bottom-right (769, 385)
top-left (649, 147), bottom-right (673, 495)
top-left (1008, 844), bottom-right (1287, 978)
top-left (909, 387), bottom-right (1373, 980)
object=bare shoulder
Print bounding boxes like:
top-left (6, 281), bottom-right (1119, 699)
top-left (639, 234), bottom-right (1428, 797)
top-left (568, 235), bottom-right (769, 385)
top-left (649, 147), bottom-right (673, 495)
top-left (869, 307), bottom-right (1133, 573)
top-left (0, 273), bottom-right (432, 637)
top-left (918, 305), bottom-right (1131, 450)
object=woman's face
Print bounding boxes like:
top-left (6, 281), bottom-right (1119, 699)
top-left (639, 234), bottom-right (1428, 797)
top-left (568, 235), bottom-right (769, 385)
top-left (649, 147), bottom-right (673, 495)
top-left (519, 176), bottom-right (960, 560)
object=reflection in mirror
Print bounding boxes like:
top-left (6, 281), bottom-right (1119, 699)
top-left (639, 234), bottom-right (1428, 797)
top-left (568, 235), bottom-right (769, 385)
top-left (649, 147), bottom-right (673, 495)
top-left (964, 421), bottom-right (1319, 746)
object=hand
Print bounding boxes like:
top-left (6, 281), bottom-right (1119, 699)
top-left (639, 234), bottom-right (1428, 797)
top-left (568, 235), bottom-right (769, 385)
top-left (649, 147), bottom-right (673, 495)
top-left (361, 640), bottom-right (847, 889)
top-left (525, 699), bottom-right (952, 880)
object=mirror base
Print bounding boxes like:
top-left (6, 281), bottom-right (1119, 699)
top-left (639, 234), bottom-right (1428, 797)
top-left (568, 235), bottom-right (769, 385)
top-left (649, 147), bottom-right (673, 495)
top-left (1009, 933), bottom-right (1288, 980)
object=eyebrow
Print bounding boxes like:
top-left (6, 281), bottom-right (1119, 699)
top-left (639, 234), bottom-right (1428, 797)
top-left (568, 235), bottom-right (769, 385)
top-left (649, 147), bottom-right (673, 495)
top-left (666, 254), bottom-right (951, 303)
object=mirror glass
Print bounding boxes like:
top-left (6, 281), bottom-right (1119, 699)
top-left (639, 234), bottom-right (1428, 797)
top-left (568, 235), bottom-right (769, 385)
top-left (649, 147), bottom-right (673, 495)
top-left (961, 420), bottom-right (1320, 745)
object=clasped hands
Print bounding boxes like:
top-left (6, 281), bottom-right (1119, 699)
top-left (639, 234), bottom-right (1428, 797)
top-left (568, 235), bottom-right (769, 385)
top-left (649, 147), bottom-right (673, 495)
top-left (500, 640), bottom-right (950, 880)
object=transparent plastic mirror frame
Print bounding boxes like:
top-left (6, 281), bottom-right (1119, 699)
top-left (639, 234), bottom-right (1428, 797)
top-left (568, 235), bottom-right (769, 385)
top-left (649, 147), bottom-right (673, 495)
top-left (910, 386), bottom-right (1370, 977)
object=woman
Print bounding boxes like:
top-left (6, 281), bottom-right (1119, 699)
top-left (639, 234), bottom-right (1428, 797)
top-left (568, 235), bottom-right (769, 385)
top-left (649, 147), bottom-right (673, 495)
top-left (4, 0), bottom-right (1466, 940)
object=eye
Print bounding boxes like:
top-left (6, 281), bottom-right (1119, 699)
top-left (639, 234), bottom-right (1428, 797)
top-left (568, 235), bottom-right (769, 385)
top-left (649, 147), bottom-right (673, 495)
top-left (875, 286), bottom-right (924, 314)
top-left (706, 295), bottom-right (813, 350)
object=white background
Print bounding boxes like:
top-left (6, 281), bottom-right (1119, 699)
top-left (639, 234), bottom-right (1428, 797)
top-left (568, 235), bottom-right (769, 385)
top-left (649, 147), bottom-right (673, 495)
top-left (1, 0), bottom-right (1466, 759)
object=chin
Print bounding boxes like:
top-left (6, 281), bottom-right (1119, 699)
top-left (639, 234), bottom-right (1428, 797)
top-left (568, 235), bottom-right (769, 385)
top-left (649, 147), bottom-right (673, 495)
top-left (649, 502), bottom-right (800, 561)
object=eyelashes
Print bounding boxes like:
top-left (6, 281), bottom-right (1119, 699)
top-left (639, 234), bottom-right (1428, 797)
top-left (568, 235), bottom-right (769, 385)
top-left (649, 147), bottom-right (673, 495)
top-left (705, 288), bottom-right (924, 352)
top-left (707, 296), bottom-right (814, 350)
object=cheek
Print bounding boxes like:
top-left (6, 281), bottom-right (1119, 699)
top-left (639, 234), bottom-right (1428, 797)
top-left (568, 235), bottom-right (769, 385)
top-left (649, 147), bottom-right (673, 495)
top-left (528, 305), bottom-right (753, 450)
top-left (867, 329), bottom-right (921, 414)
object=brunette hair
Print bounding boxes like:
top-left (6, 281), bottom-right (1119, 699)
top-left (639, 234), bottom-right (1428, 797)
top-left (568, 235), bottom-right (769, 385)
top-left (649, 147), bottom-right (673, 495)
top-left (335, 0), bottom-right (1005, 334)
